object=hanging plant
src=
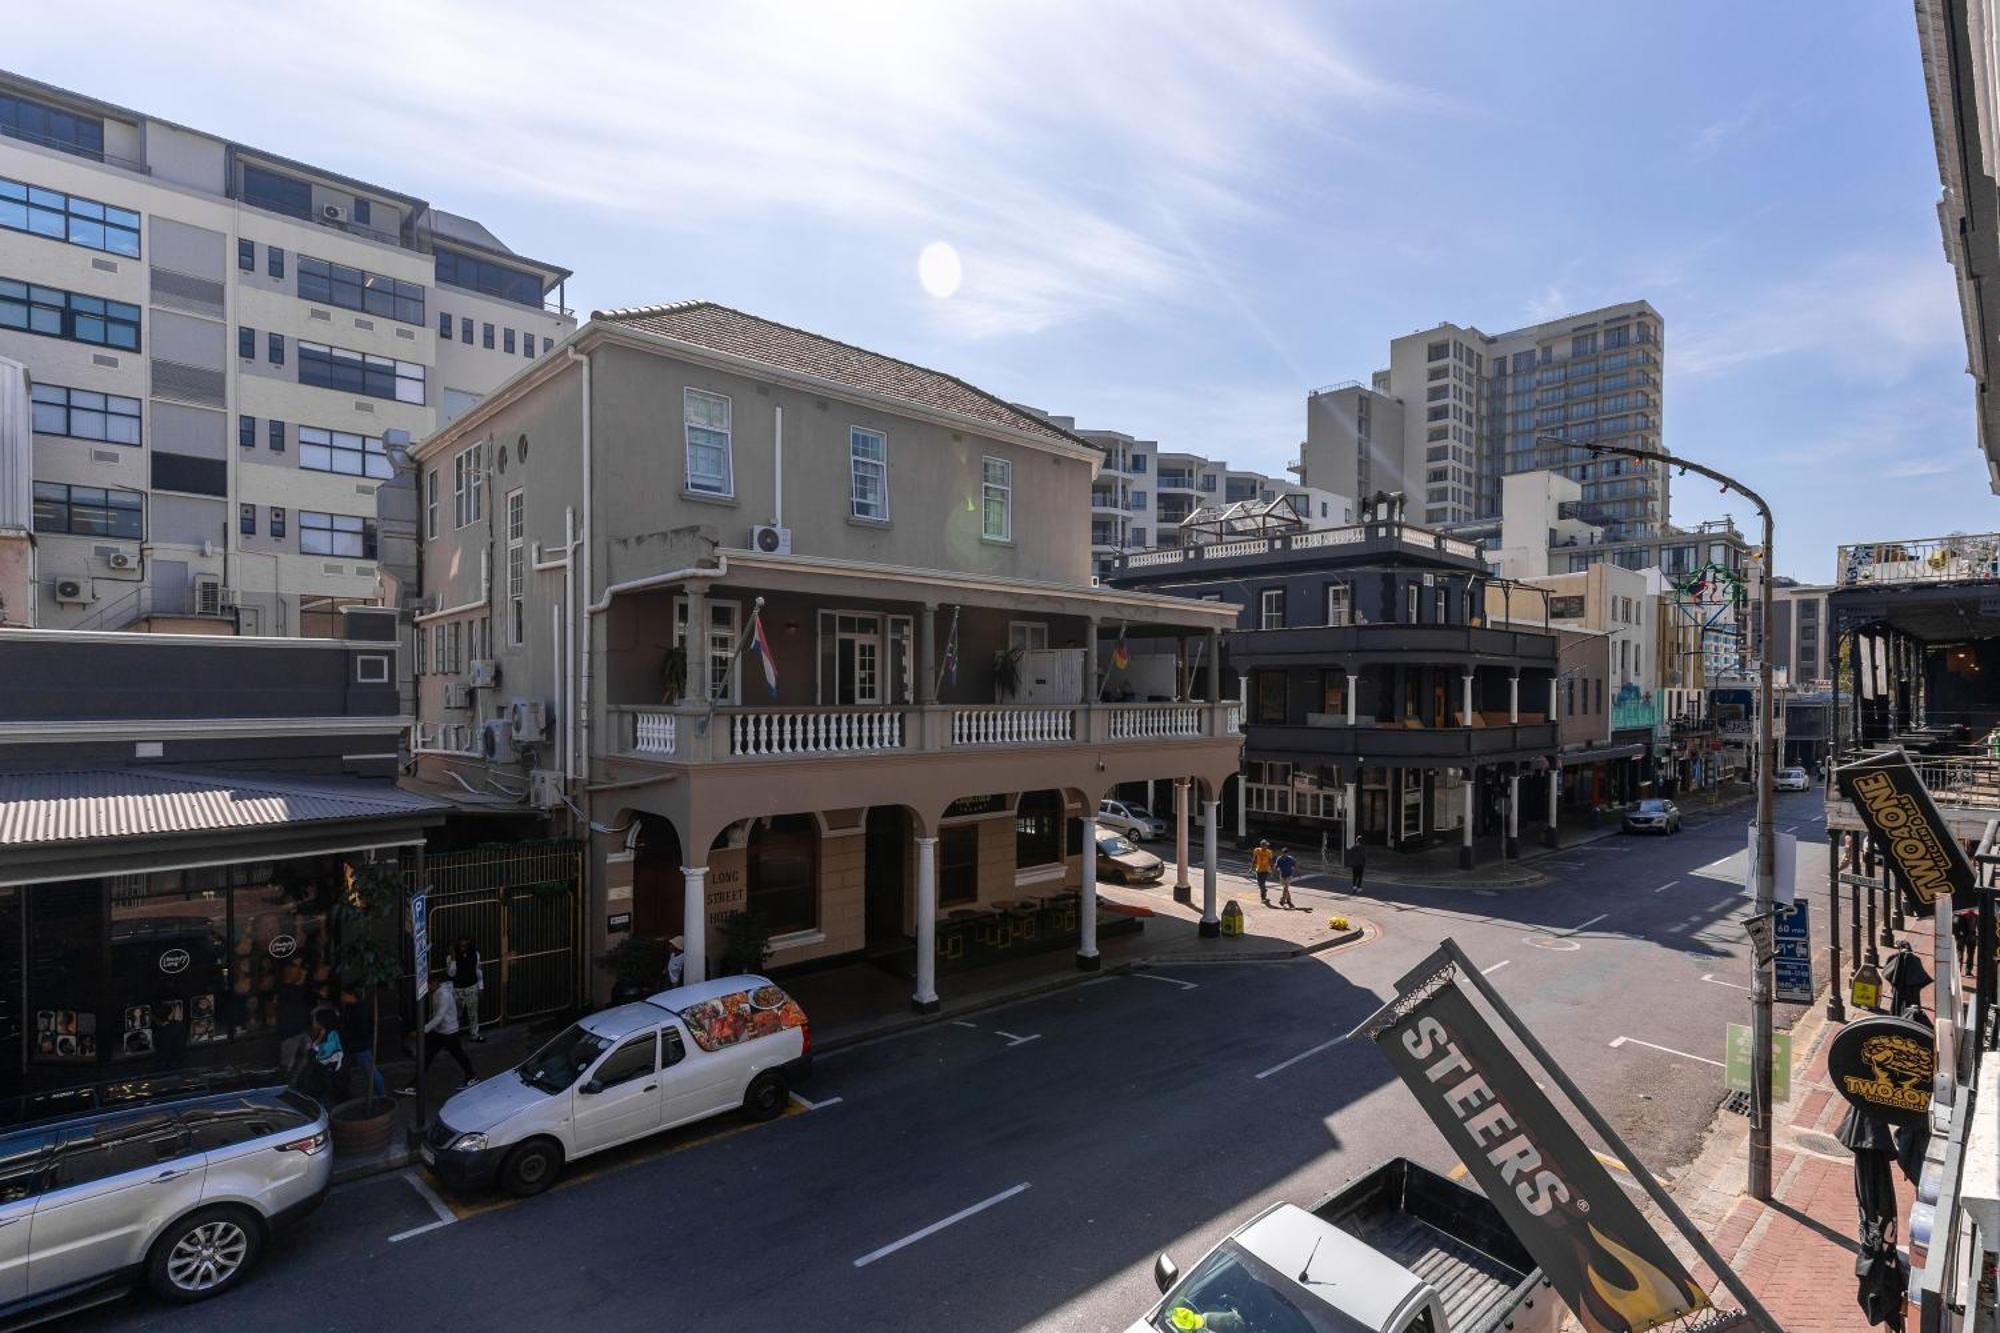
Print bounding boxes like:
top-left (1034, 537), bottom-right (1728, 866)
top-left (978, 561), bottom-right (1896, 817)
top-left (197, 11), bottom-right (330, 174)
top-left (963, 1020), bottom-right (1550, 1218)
top-left (992, 646), bottom-right (1025, 700)
top-left (660, 644), bottom-right (688, 703)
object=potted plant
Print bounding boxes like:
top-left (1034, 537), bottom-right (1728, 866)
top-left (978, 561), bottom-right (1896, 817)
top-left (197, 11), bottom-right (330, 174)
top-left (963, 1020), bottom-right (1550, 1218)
top-left (328, 860), bottom-right (403, 1156)
top-left (716, 910), bottom-right (774, 976)
top-left (599, 934), bottom-right (671, 1003)
top-left (992, 646), bottom-right (1024, 702)
top-left (660, 644), bottom-right (688, 704)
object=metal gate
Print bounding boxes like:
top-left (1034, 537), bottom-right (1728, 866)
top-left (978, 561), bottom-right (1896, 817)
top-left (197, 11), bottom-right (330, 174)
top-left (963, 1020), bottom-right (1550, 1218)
top-left (408, 840), bottom-right (585, 1025)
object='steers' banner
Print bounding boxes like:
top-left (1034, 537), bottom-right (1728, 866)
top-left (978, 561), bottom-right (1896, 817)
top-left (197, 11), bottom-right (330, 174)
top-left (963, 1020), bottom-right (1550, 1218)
top-left (1374, 982), bottom-right (1708, 1332)
top-left (1835, 749), bottom-right (1976, 905)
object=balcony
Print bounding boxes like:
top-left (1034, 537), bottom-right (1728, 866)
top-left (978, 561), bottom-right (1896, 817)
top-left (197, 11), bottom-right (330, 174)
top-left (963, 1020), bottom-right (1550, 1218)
top-left (1837, 533), bottom-right (2000, 588)
top-left (610, 700), bottom-right (1239, 763)
top-left (1610, 695), bottom-right (1658, 732)
top-left (1229, 622), bottom-right (1558, 669)
top-left (1246, 719), bottom-right (1558, 763)
top-left (1825, 749), bottom-right (2000, 839)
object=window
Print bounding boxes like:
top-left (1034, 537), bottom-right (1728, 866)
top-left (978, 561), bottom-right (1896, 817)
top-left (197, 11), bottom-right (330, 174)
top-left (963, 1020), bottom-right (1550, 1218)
top-left (269, 419), bottom-right (285, 452)
top-left (267, 245), bottom-right (284, 279)
top-left (849, 428), bottom-right (888, 520)
top-left (676, 598), bottom-right (741, 703)
top-left (982, 457), bottom-right (1012, 541)
top-left (296, 256), bottom-right (425, 324)
top-left (238, 326), bottom-right (255, 359)
top-left (353, 198), bottom-right (371, 226)
top-left (1325, 583), bottom-right (1350, 626)
top-left (300, 426), bottom-right (393, 478)
top-left (453, 444), bottom-right (485, 526)
top-left (1435, 588), bottom-right (1447, 622)
top-left (271, 506), bottom-right (286, 538)
top-left (298, 341), bottom-right (425, 403)
top-left (299, 511), bottom-right (377, 559)
top-left (1259, 589), bottom-right (1285, 630)
top-left (239, 503), bottom-right (256, 536)
top-left (522, 330), bottom-right (534, 359)
top-left (592, 1034), bottom-right (657, 1089)
top-left (1251, 669), bottom-right (1287, 724)
top-left (460, 316), bottom-right (472, 344)
top-left (240, 163), bottom-right (313, 219)
top-left (239, 414), bottom-right (255, 448)
top-left (1007, 622), bottom-right (1048, 653)
top-left (434, 246), bottom-right (545, 307)
top-left (50, 1112), bottom-right (186, 1191)
top-left (1406, 585), bottom-right (1419, 623)
top-left (425, 469), bottom-right (439, 540)
top-left (0, 279), bottom-right (139, 350)
top-left (684, 389), bottom-right (732, 496)
top-left (1016, 791), bottom-right (1063, 868)
top-left (0, 92), bottom-right (104, 161)
top-left (439, 312), bottom-right (451, 339)
top-left (30, 384), bottom-right (139, 444)
top-left (939, 824), bottom-right (979, 907)
top-left (238, 239), bottom-right (254, 271)
top-left (267, 331), bottom-right (284, 365)
top-left (33, 482), bottom-right (142, 538)
top-left (747, 814), bottom-right (818, 934)
top-left (541, 336), bottom-right (552, 356)
top-left (1549, 595), bottom-right (1585, 619)
top-left (481, 322), bottom-right (494, 349)
top-left (0, 176), bottom-right (139, 257)
top-left (503, 328), bottom-right (515, 354)
top-left (506, 489), bottom-right (525, 647)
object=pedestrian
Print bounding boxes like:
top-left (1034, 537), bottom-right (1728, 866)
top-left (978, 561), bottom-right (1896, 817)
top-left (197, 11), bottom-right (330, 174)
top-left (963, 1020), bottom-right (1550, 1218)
top-left (396, 974), bottom-right (477, 1094)
top-left (448, 935), bottom-right (485, 1043)
top-left (1274, 848), bottom-right (1298, 909)
top-left (1349, 840), bottom-right (1366, 894)
top-left (1250, 839), bottom-right (1274, 907)
top-left (274, 959), bottom-right (313, 1079)
top-left (1953, 909), bottom-right (1978, 979)
top-left (665, 935), bottom-right (686, 989)
top-left (302, 1006), bottom-right (344, 1109)
top-left (339, 983), bottom-right (387, 1101)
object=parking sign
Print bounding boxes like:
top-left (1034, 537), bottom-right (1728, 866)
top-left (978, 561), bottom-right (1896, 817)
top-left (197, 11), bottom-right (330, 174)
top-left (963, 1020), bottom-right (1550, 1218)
top-left (411, 892), bottom-right (430, 1000)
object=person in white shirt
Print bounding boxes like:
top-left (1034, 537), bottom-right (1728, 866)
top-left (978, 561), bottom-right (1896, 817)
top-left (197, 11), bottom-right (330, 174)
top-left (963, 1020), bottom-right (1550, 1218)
top-left (395, 976), bottom-right (476, 1094)
top-left (666, 935), bottom-right (686, 989)
top-left (447, 936), bottom-right (485, 1043)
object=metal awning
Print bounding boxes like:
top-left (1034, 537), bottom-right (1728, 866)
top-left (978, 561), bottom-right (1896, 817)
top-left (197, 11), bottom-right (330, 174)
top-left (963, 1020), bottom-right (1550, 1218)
top-left (1558, 743), bottom-right (1646, 765)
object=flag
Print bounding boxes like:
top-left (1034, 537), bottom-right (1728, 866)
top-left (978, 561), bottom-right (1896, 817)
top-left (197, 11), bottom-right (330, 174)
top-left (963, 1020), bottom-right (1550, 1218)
top-left (1110, 624), bottom-right (1130, 670)
top-left (942, 606), bottom-right (961, 686)
top-left (750, 605), bottom-right (779, 697)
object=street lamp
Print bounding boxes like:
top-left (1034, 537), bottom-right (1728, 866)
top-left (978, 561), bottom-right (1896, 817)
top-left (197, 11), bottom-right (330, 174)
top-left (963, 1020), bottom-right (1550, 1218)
top-left (1545, 434), bottom-right (1780, 1201)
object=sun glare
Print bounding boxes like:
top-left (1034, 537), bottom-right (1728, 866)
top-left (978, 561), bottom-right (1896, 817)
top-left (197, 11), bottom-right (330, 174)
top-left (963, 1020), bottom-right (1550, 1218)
top-left (918, 241), bottom-right (962, 298)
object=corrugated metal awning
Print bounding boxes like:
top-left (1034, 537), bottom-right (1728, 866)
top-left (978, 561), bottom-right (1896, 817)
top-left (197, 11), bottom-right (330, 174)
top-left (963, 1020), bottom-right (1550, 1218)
top-left (0, 769), bottom-right (446, 849)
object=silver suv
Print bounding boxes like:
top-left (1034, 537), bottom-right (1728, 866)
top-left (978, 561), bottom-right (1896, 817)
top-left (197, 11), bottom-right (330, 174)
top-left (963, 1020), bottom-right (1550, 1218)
top-left (0, 1086), bottom-right (330, 1322)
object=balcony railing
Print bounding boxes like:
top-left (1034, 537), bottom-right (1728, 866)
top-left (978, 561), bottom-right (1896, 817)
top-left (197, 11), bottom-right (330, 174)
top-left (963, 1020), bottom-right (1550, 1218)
top-left (610, 700), bottom-right (1239, 763)
top-left (1117, 521), bottom-right (1483, 571)
top-left (1837, 533), bottom-right (2000, 588)
top-left (1610, 697), bottom-right (1658, 731)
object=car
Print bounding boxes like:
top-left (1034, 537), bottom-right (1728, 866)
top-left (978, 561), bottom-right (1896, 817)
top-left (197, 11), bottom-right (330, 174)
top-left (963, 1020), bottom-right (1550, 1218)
top-left (1097, 828), bottom-right (1166, 885)
top-left (424, 974), bottom-right (811, 1197)
top-left (0, 1085), bottom-right (329, 1322)
top-left (1622, 797), bottom-right (1682, 835)
top-left (1774, 767), bottom-right (1812, 792)
top-left (1098, 799), bottom-right (1167, 842)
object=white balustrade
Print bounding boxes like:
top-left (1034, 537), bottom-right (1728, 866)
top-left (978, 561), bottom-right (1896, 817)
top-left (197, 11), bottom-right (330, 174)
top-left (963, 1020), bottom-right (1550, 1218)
top-left (1108, 706), bottom-right (1203, 740)
top-left (950, 707), bottom-right (1074, 747)
top-left (730, 709), bottom-right (905, 756)
top-left (630, 710), bottom-right (677, 755)
top-left (1123, 549), bottom-right (1185, 569)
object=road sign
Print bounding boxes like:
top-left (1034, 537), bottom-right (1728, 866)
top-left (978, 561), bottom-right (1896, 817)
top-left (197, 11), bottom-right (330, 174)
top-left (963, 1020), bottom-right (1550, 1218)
top-left (1773, 901), bottom-right (1813, 1004)
top-left (1725, 1023), bottom-right (1791, 1102)
top-left (1746, 826), bottom-right (1798, 906)
top-left (411, 892), bottom-right (430, 1000)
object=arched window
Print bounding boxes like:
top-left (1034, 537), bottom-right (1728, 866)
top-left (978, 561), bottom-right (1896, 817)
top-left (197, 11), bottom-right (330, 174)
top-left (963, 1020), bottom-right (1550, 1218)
top-left (748, 815), bottom-right (817, 935)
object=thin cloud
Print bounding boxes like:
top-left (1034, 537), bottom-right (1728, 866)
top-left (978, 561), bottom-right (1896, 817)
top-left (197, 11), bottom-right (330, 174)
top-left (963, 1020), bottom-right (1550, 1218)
top-left (1691, 98), bottom-right (1766, 159)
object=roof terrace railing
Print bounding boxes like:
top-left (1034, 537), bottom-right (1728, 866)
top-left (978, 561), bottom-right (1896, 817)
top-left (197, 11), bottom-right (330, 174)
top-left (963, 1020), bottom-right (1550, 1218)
top-left (1837, 533), bottom-right (2000, 588)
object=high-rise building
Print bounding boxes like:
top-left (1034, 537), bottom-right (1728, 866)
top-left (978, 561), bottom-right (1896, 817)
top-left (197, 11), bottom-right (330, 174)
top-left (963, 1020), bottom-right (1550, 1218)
top-left (1301, 301), bottom-right (1667, 541)
top-left (0, 69), bottom-right (576, 634)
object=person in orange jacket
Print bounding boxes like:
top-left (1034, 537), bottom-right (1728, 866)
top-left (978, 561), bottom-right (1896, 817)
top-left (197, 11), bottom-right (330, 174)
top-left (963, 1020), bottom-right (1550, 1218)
top-left (1249, 839), bottom-right (1274, 906)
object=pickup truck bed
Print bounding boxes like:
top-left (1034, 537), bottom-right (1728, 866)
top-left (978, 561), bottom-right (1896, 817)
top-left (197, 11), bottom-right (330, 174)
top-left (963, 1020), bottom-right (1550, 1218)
top-left (1335, 1209), bottom-right (1530, 1332)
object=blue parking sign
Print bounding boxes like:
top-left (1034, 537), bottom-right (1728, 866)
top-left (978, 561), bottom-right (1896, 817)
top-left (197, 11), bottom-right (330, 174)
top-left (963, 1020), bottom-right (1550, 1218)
top-left (1773, 901), bottom-right (1812, 1004)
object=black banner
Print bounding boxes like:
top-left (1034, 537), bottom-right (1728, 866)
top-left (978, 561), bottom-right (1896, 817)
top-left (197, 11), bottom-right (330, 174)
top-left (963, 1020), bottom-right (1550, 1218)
top-left (1375, 982), bottom-right (1708, 1332)
top-left (1835, 750), bottom-right (1976, 905)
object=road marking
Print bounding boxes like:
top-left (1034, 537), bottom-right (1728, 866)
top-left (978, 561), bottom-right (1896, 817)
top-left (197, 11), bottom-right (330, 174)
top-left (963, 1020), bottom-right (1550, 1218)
top-left (1562, 912), bottom-right (1608, 937)
top-left (1609, 1035), bottom-right (1724, 1068)
top-left (852, 1183), bottom-right (1031, 1268)
top-left (1593, 1150), bottom-right (1634, 1176)
top-left (1700, 973), bottom-right (1752, 992)
top-left (389, 1170), bottom-right (458, 1243)
top-left (1784, 824), bottom-right (1798, 833)
top-left (1255, 1035), bottom-right (1347, 1080)
top-left (994, 1030), bottom-right (1041, 1047)
top-left (1125, 972), bottom-right (1200, 991)
top-left (1524, 935), bottom-right (1581, 952)
top-left (1480, 960), bottom-right (1512, 975)
top-left (791, 1091), bottom-right (844, 1111)
top-left (950, 1021), bottom-right (979, 1029)
top-left (1447, 1161), bottom-right (1470, 1181)
top-left (1652, 880), bottom-right (1679, 894)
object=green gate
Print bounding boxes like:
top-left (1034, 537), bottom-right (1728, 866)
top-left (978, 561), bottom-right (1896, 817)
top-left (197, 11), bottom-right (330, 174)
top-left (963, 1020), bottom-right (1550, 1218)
top-left (408, 840), bottom-right (585, 1024)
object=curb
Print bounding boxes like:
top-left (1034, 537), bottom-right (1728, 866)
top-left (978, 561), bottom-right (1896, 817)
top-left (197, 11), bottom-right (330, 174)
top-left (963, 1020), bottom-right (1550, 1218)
top-left (333, 1146), bottom-right (414, 1185)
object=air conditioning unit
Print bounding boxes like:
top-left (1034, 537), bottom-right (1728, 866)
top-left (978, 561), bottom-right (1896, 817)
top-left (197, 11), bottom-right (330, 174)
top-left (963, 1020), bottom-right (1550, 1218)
top-left (442, 682), bottom-right (472, 710)
top-left (53, 578), bottom-right (92, 604)
top-left (749, 524), bottom-right (792, 555)
top-left (320, 202), bottom-right (349, 223)
top-left (105, 550), bottom-right (134, 570)
top-left (529, 769), bottom-right (564, 810)
top-left (468, 659), bottom-right (500, 689)
top-left (509, 697), bottom-right (551, 741)
top-left (480, 719), bottom-right (517, 763)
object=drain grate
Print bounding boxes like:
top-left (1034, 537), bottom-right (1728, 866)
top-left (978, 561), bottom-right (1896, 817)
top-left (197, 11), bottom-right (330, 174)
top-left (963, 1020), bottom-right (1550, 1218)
top-left (1722, 1090), bottom-right (1751, 1117)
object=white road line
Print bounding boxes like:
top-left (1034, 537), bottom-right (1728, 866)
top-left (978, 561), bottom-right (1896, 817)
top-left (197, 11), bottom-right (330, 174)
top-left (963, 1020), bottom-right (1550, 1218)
top-left (852, 1183), bottom-right (1030, 1268)
top-left (1254, 1035), bottom-right (1346, 1080)
top-left (949, 1021), bottom-right (979, 1029)
top-left (1608, 1035), bottom-right (1724, 1068)
top-left (1481, 960), bottom-right (1512, 975)
top-left (1700, 973), bottom-right (1752, 991)
top-left (1652, 880), bottom-right (1679, 894)
top-left (388, 1219), bottom-right (454, 1244)
top-left (1562, 912), bottom-right (1608, 937)
top-left (791, 1091), bottom-right (844, 1110)
top-left (388, 1170), bottom-right (458, 1244)
top-left (994, 1030), bottom-right (1041, 1047)
top-left (1124, 972), bottom-right (1200, 991)
top-left (1784, 824), bottom-right (1799, 833)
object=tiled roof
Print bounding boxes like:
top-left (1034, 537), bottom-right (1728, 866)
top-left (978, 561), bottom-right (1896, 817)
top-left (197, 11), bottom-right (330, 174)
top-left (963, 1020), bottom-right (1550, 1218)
top-left (0, 770), bottom-right (446, 848)
top-left (592, 301), bottom-right (1087, 448)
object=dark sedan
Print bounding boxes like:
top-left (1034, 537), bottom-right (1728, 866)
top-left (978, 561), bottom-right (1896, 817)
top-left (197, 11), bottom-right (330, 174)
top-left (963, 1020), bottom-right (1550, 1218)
top-left (1621, 798), bottom-right (1682, 835)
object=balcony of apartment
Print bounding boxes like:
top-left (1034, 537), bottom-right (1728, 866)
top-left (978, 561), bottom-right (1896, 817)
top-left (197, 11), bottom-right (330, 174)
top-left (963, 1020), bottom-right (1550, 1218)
top-left (1090, 487), bottom-right (1126, 516)
top-left (1155, 470), bottom-right (1201, 495)
top-left (1112, 518), bottom-right (1488, 579)
top-left (1239, 661), bottom-right (1558, 769)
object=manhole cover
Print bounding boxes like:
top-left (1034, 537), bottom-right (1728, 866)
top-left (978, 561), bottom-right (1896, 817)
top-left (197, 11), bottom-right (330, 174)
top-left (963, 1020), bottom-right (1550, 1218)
top-left (1794, 1130), bottom-right (1846, 1156)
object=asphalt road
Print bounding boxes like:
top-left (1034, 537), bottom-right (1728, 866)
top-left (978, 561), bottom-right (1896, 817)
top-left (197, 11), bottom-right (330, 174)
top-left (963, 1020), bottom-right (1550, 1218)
top-left (73, 791), bottom-right (1831, 1333)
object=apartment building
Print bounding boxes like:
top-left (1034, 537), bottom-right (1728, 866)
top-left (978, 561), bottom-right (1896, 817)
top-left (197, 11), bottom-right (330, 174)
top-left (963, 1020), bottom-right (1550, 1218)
top-left (1300, 301), bottom-right (1667, 540)
top-left (1035, 416), bottom-right (1349, 579)
top-left (409, 302), bottom-right (1242, 1012)
top-left (0, 70), bottom-right (574, 635)
top-left (1765, 580), bottom-right (1834, 688)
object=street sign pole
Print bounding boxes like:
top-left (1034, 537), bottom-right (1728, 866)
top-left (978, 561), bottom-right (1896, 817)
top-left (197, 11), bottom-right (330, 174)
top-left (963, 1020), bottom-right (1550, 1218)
top-left (410, 880), bottom-right (430, 1143)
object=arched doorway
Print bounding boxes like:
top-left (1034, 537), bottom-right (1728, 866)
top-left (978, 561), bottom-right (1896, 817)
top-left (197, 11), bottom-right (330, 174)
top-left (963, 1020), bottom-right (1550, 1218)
top-left (631, 814), bottom-right (683, 941)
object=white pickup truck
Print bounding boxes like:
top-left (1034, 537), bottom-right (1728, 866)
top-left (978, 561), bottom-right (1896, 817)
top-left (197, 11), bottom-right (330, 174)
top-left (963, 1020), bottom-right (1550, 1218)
top-left (1129, 1159), bottom-right (1559, 1333)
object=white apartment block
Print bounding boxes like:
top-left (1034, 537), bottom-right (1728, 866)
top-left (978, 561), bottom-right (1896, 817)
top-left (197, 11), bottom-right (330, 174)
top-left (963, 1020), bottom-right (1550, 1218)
top-left (0, 70), bottom-right (575, 634)
top-left (1302, 301), bottom-right (1666, 541)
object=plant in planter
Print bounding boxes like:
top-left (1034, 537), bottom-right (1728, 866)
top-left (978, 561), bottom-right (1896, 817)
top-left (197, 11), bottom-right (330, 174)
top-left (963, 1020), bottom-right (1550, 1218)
top-left (599, 934), bottom-right (671, 1003)
top-left (992, 646), bottom-right (1025, 702)
top-left (716, 910), bottom-right (774, 977)
top-left (328, 860), bottom-right (404, 1153)
top-left (661, 644), bottom-right (688, 704)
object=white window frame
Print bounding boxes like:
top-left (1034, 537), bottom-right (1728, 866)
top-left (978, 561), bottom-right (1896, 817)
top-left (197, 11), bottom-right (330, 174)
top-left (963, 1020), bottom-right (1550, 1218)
top-left (1259, 589), bottom-right (1284, 631)
top-left (425, 468), bottom-right (439, 541)
top-left (683, 388), bottom-right (734, 497)
top-left (1007, 622), bottom-right (1048, 654)
top-left (850, 427), bottom-right (889, 521)
top-left (673, 596), bottom-right (741, 704)
top-left (982, 456), bottom-right (1013, 541)
top-left (355, 654), bottom-right (390, 684)
top-left (506, 488), bottom-right (525, 647)
top-left (452, 443), bottom-right (484, 528)
top-left (1325, 582), bottom-right (1350, 627)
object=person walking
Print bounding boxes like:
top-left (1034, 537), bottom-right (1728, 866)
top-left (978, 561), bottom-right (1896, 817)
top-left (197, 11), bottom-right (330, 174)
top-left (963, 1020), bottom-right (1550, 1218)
top-left (1348, 840), bottom-right (1366, 894)
top-left (1250, 840), bottom-right (1275, 907)
top-left (339, 983), bottom-right (386, 1101)
top-left (447, 935), bottom-right (485, 1043)
top-left (396, 975), bottom-right (477, 1094)
top-left (1274, 848), bottom-right (1298, 909)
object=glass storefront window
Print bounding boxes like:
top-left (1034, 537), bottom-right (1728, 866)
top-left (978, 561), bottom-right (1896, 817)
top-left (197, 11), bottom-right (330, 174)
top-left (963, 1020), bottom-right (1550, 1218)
top-left (107, 871), bottom-right (227, 1066)
top-left (229, 870), bottom-right (334, 1048)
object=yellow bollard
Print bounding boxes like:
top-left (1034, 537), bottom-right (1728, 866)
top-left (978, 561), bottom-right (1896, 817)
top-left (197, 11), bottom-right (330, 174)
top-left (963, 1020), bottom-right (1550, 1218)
top-left (1220, 899), bottom-right (1245, 936)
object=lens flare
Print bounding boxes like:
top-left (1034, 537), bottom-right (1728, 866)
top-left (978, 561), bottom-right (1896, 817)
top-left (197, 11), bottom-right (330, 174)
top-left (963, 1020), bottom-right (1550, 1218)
top-left (918, 241), bottom-right (962, 298)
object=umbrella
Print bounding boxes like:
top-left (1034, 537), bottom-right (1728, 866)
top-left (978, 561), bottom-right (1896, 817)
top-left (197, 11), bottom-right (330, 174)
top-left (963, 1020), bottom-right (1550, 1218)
top-left (1883, 942), bottom-right (1931, 1016)
top-left (1839, 1103), bottom-right (1907, 1329)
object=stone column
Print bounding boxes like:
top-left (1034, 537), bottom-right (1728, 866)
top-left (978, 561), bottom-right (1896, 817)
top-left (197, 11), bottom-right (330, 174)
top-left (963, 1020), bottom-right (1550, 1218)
top-left (1344, 773), bottom-right (1359, 853)
top-left (1199, 800), bottom-right (1221, 937)
top-left (1509, 673), bottom-right (1520, 725)
top-left (1077, 816), bottom-right (1100, 970)
top-left (1345, 670), bottom-right (1357, 726)
top-left (913, 836), bottom-right (939, 1011)
top-left (1460, 767), bottom-right (1476, 869)
top-left (1505, 772), bottom-right (1520, 858)
top-left (683, 584), bottom-right (709, 705)
top-left (1544, 766), bottom-right (1560, 848)
top-left (681, 865), bottom-right (708, 984)
top-left (1173, 778), bottom-right (1192, 904)
top-left (919, 604), bottom-right (938, 706)
top-left (1461, 672), bottom-right (1475, 727)
top-left (1548, 677), bottom-right (1558, 720)
top-left (1234, 772), bottom-right (1246, 841)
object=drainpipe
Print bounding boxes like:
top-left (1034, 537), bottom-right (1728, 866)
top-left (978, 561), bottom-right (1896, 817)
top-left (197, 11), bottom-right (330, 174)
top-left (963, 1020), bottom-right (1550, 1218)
top-left (566, 347), bottom-right (593, 838)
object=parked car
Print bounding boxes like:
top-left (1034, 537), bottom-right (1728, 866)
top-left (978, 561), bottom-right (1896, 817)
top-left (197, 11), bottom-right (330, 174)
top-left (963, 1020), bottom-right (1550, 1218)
top-left (424, 975), bottom-right (811, 1197)
top-left (1099, 799), bottom-right (1168, 842)
top-left (1097, 828), bottom-right (1166, 885)
top-left (1135, 1158), bottom-right (1556, 1333)
top-left (1774, 767), bottom-right (1812, 792)
top-left (0, 1086), bottom-right (329, 1322)
top-left (1621, 798), bottom-right (1682, 835)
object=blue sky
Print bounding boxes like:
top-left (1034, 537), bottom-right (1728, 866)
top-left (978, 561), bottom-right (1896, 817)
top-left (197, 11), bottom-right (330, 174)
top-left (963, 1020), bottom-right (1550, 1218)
top-left (15, 2), bottom-right (1990, 581)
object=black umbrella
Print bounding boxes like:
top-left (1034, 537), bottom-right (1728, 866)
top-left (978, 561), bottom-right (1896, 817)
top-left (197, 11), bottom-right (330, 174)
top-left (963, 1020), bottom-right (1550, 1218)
top-left (1883, 942), bottom-right (1931, 1016)
top-left (1839, 1103), bottom-right (1907, 1329)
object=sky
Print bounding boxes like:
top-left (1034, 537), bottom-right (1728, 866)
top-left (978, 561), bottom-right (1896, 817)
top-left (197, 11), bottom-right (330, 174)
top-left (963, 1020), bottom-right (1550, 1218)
top-left (13, 2), bottom-right (1993, 582)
